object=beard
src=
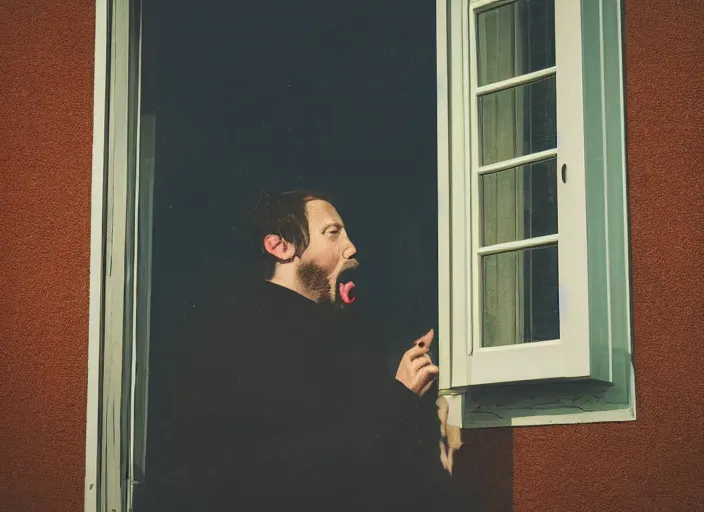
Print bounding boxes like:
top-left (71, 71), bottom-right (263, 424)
top-left (297, 260), bottom-right (334, 304)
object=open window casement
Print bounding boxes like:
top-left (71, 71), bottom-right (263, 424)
top-left (437, 0), bottom-right (633, 392)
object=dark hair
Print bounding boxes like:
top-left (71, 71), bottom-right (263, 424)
top-left (250, 189), bottom-right (332, 279)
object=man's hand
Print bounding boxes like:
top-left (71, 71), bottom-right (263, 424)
top-left (395, 329), bottom-right (439, 397)
top-left (436, 396), bottom-right (463, 475)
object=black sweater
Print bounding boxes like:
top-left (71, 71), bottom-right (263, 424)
top-left (143, 278), bottom-right (455, 511)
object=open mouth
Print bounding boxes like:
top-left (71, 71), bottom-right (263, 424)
top-left (336, 266), bottom-right (358, 306)
top-left (339, 281), bottom-right (356, 304)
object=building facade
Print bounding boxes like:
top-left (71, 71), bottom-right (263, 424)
top-left (1, 1), bottom-right (702, 511)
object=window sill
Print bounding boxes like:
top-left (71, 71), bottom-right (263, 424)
top-left (441, 370), bottom-right (637, 429)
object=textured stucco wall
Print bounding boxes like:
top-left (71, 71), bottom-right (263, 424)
top-left (1, 0), bottom-right (702, 511)
top-left (0, 3), bottom-right (95, 511)
top-left (455, 1), bottom-right (704, 510)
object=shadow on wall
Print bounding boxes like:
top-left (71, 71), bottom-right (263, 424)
top-left (452, 429), bottom-right (514, 511)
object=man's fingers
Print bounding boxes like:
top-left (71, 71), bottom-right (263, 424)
top-left (411, 354), bottom-right (432, 372)
top-left (439, 441), bottom-right (449, 472)
top-left (415, 364), bottom-right (439, 396)
top-left (406, 345), bottom-right (428, 361)
top-left (422, 364), bottom-right (439, 376)
top-left (413, 328), bottom-right (434, 349)
top-left (406, 329), bottom-right (435, 360)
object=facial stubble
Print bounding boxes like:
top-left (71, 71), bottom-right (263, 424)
top-left (297, 260), bottom-right (334, 304)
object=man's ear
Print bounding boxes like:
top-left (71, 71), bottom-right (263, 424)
top-left (263, 234), bottom-right (296, 262)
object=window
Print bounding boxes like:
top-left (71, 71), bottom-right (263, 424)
top-left (86, 0), bottom-right (636, 510)
top-left (436, 0), bottom-right (636, 426)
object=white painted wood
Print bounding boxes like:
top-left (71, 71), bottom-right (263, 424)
top-left (443, 393), bottom-right (463, 428)
top-left (465, 406), bottom-right (636, 429)
top-left (448, 0), bottom-right (471, 385)
top-left (598, 0), bottom-right (614, 383)
top-left (475, 66), bottom-right (557, 96)
top-left (84, 2), bottom-right (109, 511)
top-left (615, 0), bottom-right (635, 413)
top-left (98, 1), bottom-right (135, 510)
top-left (469, 0), bottom-right (515, 11)
top-left (462, 352), bottom-right (637, 428)
top-left (475, 339), bottom-right (560, 353)
top-left (477, 233), bottom-right (559, 255)
top-left (436, 0), bottom-right (452, 391)
top-left (454, 0), bottom-right (594, 385)
top-left (554, 0), bottom-right (591, 379)
top-left (466, 0), bottom-right (482, 360)
top-left (443, 0), bottom-right (636, 425)
top-left (476, 148), bottom-right (558, 176)
top-left (470, 340), bottom-right (565, 384)
top-left (127, 10), bottom-right (146, 510)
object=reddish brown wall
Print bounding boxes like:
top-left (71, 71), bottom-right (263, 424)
top-left (1, 1), bottom-right (702, 511)
top-left (0, 3), bottom-right (95, 511)
top-left (457, 1), bottom-right (704, 510)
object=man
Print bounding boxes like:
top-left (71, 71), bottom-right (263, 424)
top-left (152, 189), bottom-right (456, 510)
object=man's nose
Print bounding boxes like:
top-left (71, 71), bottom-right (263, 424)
top-left (342, 240), bottom-right (357, 260)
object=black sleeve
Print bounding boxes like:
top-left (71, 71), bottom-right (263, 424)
top-left (227, 392), bottom-right (454, 510)
top-left (158, 298), bottom-right (457, 509)
top-left (238, 376), bottom-right (452, 506)
top-left (310, 314), bottom-right (456, 506)
top-left (374, 378), bottom-right (457, 506)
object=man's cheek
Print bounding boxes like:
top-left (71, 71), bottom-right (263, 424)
top-left (323, 257), bottom-right (339, 275)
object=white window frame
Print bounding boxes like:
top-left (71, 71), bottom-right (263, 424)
top-left (467, 0), bottom-right (591, 385)
top-left (437, 0), bottom-right (636, 427)
top-left (85, 1), bottom-right (144, 511)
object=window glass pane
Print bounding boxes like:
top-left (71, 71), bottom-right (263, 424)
top-left (482, 244), bottom-right (559, 347)
top-left (481, 158), bottom-right (557, 246)
top-left (478, 75), bottom-right (556, 166)
top-left (476, 0), bottom-right (556, 86)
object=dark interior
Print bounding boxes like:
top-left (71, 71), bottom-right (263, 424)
top-left (137, 0), bottom-right (439, 504)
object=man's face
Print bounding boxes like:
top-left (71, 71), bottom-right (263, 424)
top-left (296, 199), bottom-right (358, 304)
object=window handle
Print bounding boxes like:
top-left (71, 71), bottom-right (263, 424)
top-left (561, 163), bottom-right (567, 183)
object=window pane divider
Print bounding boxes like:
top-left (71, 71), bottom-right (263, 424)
top-left (477, 148), bottom-right (558, 175)
top-left (477, 233), bottom-right (559, 256)
top-left (476, 338), bottom-right (560, 352)
top-left (476, 66), bottom-right (556, 96)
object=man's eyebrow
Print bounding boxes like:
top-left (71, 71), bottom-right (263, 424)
top-left (322, 222), bottom-right (344, 233)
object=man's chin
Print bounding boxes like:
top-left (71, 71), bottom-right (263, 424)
top-left (319, 283), bottom-right (343, 310)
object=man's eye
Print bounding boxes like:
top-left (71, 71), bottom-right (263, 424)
top-left (328, 230), bottom-right (339, 236)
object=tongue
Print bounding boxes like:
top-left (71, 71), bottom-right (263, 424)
top-left (339, 281), bottom-right (356, 304)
